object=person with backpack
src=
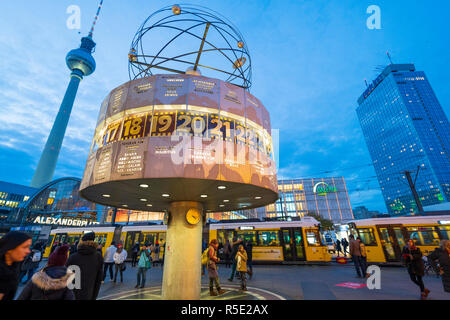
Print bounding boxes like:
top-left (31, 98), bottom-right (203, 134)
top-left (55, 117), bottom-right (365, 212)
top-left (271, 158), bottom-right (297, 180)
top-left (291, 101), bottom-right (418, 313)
top-left (0, 231), bottom-right (32, 301)
top-left (207, 239), bottom-right (225, 296)
top-left (18, 245), bottom-right (74, 300)
top-left (65, 232), bottom-right (103, 300)
top-left (136, 244), bottom-right (151, 288)
top-left (102, 241), bottom-right (117, 282)
top-left (113, 244), bottom-right (127, 283)
top-left (402, 238), bottom-right (430, 299)
top-left (236, 245), bottom-right (248, 291)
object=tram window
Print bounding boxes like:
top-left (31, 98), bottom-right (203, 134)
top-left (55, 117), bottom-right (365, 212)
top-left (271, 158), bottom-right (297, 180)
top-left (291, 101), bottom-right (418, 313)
top-left (306, 230), bottom-right (321, 246)
top-left (406, 227), bottom-right (440, 246)
top-left (46, 235), bottom-right (55, 248)
top-left (258, 231), bottom-right (280, 246)
top-left (217, 230), bottom-right (235, 246)
top-left (438, 226), bottom-right (450, 240)
top-left (357, 228), bottom-right (377, 246)
top-left (236, 231), bottom-right (257, 246)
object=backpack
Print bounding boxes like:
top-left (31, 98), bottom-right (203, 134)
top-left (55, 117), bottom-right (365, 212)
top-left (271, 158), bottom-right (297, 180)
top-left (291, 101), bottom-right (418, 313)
top-left (201, 248), bottom-right (210, 265)
top-left (32, 251), bottom-right (42, 262)
top-left (138, 251), bottom-right (151, 269)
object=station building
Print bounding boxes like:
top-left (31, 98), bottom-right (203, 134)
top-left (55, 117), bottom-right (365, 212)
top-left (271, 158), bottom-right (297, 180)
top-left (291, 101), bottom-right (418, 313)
top-left (210, 177), bottom-right (354, 223)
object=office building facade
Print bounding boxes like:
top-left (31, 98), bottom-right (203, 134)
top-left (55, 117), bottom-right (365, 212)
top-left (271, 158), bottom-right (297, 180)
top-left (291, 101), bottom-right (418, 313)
top-left (357, 64), bottom-right (450, 215)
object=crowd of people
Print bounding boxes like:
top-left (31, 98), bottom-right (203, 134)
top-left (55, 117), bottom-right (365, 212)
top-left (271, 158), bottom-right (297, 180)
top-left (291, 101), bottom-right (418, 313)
top-left (0, 231), bottom-right (164, 300)
top-left (1, 230), bottom-right (449, 300)
top-left (203, 237), bottom-right (254, 296)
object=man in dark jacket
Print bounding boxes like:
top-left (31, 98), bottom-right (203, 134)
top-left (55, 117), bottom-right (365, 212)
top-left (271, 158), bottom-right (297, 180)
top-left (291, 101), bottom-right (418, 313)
top-left (227, 237), bottom-right (242, 282)
top-left (402, 239), bottom-right (429, 299)
top-left (131, 242), bottom-right (140, 267)
top-left (66, 232), bottom-right (103, 300)
top-left (18, 245), bottom-right (74, 300)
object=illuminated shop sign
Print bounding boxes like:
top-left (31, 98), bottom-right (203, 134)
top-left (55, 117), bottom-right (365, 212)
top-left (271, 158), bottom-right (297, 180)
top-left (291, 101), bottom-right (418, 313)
top-left (33, 216), bottom-right (99, 226)
top-left (313, 182), bottom-right (337, 196)
top-left (239, 226), bottom-right (255, 230)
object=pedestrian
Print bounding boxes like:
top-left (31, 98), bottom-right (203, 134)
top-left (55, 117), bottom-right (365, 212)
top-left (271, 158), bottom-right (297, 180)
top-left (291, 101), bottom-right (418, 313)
top-left (0, 231), bottom-right (32, 301)
top-left (401, 238), bottom-right (430, 300)
top-left (66, 232), bottom-right (103, 300)
top-left (428, 240), bottom-right (446, 277)
top-left (357, 237), bottom-right (368, 277)
top-left (429, 240), bottom-right (450, 293)
top-left (245, 240), bottom-right (253, 279)
top-left (69, 241), bottom-right (78, 256)
top-left (227, 237), bottom-right (242, 282)
top-left (131, 242), bottom-right (140, 267)
top-left (207, 239), bottom-right (225, 296)
top-left (136, 243), bottom-right (151, 289)
top-left (102, 241), bottom-right (117, 282)
top-left (236, 244), bottom-right (248, 291)
top-left (335, 239), bottom-right (342, 257)
top-left (18, 244), bottom-right (74, 300)
top-left (224, 240), bottom-right (232, 268)
top-left (97, 244), bottom-right (103, 255)
top-left (342, 238), bottom-right (349, 256)
top-left (152, 242), bottom-right (160, 267)
top-left (349, 234), bottom-right (364, 278)
top-left (113, 244), bottom-right (127, 283)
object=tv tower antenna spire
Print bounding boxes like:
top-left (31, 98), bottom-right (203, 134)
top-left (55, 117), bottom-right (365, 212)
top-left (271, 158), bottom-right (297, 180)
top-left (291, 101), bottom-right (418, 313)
top-left (89, 0), bottom-right (104, 38)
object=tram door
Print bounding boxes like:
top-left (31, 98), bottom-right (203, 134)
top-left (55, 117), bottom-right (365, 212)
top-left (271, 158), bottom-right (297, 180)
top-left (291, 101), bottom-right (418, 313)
top-left (280, 228), bottom-right (305, 261)
top-left (124, 231), bottom-right (143, 257)
top-left (376, 225), bottom-right (406, 262)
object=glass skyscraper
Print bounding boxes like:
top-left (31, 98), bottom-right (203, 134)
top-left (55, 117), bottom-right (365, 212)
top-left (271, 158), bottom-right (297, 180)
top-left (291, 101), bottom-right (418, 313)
top-left (357, 64), bottom-right (450, 215)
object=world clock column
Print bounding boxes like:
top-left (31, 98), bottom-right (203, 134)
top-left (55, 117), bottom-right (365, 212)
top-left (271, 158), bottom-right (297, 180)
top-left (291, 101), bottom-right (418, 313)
top-left (162, 201), bottom-right (204, 300)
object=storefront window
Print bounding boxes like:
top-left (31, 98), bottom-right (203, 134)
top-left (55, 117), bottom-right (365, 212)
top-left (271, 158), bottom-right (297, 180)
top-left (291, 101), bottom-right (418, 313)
top-left (258, 231), bottom-right (280, 246)
top-left (357, 228), bottom-right (377, 246)
top-left (306, 229), bottom-right (321, 246)
top-left (406, 227), bottom-right (440, 246)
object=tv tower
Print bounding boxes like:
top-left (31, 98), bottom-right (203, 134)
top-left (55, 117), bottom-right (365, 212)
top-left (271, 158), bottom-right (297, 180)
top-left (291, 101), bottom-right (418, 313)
top-left (30, 1), bottom-right (104, 188)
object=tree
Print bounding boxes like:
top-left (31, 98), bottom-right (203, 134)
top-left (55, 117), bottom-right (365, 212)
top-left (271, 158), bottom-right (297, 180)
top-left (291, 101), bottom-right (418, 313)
top-left (306, 211), bottom-right (334, 230)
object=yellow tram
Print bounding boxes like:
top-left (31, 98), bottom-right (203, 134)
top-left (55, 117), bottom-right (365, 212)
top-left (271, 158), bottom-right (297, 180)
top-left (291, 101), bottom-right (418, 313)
top-left (44, 218), bottom-right (330, 263)
top-left (209, 217), bottom-right (331, 262)
top-left (44, 224), bottom-right (167, 260)
top-left (348, 215), bottom-right (450, 263)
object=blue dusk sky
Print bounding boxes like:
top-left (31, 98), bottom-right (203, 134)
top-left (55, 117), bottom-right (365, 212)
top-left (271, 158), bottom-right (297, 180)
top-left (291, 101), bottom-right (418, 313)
top-left (0, 0), bottom-right (449, 213)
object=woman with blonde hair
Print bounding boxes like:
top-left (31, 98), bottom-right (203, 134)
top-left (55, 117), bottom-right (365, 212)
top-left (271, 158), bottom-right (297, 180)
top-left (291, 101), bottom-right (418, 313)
top-left (236, 244), bottom-right (248, 291)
